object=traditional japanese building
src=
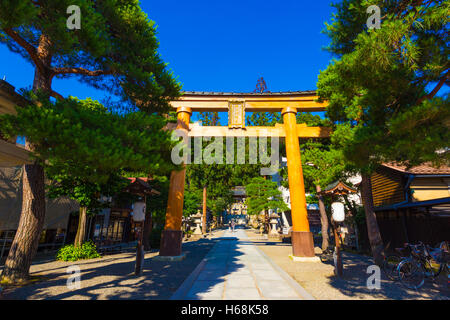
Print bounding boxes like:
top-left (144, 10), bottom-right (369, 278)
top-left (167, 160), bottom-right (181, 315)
top-left (226, 186), bottom-right (248, 225)
top-left (66, 177), bottom-right (159, 251)
top-left (0, 80), bottom-right (31, 166)
top-left (0, 167), bottom-right (79, 260)
top-left (371, 162), bottom-right (450, 249)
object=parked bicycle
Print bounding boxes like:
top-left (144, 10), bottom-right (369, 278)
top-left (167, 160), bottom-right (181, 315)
top-left (381, 242), bottom-right (411, 281)
top-left (397, 241), bottom-right (449, 290)
top-left (381, 252), bottom-right (405, 281)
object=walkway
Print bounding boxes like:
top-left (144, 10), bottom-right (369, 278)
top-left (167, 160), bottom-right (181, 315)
top-left (171, 227), bottom-right (314, 300)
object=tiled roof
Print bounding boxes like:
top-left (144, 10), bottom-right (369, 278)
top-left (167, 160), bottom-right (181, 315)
top-left (181, 90), bottom-right (316, 96)
top-left (382, 162), bottom-right (450, 175)
top-left (321, 180), bottom-right (357, 194)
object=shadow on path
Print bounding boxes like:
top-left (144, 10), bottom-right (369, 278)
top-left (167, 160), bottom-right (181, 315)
top-left (1, 238), bottom-right (219, 300)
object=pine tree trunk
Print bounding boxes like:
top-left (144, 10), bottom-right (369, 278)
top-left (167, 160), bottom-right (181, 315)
top-left (1, 34), bottom-right (53, 283)
top-left (360, 173), bottom-right (384, 265)
top-left (316, 185), bottom-right (329, 251)
top-left (202, 186), bottom-right (207, 234)
top-left (0, 160), bottom-right (46, 283)
top-left (74, 207), bottom-right (88, 248)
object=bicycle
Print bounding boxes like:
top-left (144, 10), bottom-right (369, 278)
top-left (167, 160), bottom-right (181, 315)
top-left (397, 241), bottom-right (449, 290)
top-left (381, 243), bottom-right (410, 281)
top-left (382, 253), bottom-right (405, 281)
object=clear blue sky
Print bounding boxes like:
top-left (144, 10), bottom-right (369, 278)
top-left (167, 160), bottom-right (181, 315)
top-left (0, 0), bottom-right (336, 123)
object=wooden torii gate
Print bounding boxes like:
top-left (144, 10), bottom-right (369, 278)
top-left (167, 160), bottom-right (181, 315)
top-left (159, 91), bottom-right (330, 258)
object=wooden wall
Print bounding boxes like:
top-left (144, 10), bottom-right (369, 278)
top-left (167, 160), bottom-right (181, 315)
top-left (376, 208), bottom-right (450, 251)
top-left (371, 167), bottom-right (406, 207)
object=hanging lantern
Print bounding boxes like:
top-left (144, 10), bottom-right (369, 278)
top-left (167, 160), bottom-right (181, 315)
top-left (132, 200), bottom-right (146, 222)
top-left (331, 201), bottom-right (345, 222)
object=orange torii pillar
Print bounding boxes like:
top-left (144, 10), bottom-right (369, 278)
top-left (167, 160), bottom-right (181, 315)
top-left (159, 107), bottom-right (192, 256)
top-left (282, 107), bottom-right (315, 257)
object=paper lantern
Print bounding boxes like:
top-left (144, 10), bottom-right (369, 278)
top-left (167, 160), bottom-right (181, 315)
top-left (132, 201), bottom-right (146, 222)
top-left (331, 201), bottom-right (345, 222)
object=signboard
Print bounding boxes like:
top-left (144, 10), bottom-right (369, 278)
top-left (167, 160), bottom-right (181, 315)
top-left (228, 101), bottom-right (245, 128)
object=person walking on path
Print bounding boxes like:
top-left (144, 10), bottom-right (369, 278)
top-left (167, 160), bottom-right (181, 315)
top-left (231, 220), bottom-right (236, 232)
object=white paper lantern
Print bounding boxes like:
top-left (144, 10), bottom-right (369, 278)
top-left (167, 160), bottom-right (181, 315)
top-left (331, 201), bottom-right (345, 222)
top-left (132, 201), bottom-right (146, 222)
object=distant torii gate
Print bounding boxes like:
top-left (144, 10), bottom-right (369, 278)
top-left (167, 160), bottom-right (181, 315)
top-left (159, 91), bottom-right (330, 258)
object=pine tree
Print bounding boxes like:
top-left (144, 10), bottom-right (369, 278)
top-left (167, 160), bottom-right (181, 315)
top-left (0, 0), bottom-right (180, 282)
top-left (318, 0), bottom-right (449, 264)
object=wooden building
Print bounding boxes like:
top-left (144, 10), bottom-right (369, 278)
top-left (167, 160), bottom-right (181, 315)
top-left (0, 80), bottom-right (31, 166)
top-left (371, 163), bottom-right (450, 250)
top-left (0, 167), bottom-right (79, 259)
top-left (65, 177), bottom-right (159, 250)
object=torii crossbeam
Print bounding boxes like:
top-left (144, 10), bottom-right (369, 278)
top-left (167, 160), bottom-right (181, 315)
top-left (160, 91), bottom-right (330, 259)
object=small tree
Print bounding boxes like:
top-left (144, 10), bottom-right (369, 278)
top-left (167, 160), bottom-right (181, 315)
top-left (47, 174), bottom-right (128, 248)
top-left (245, 177), bottom-right (288, 232)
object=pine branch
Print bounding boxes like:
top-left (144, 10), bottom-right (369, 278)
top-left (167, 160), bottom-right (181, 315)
top-left (416, 69), bottom-right (450, 105)
top-left (52, 67), bottom-right (114, 77)
top-left (3, 28), bottom-right (45, 73)
top-left (50, 90), bottom-right (64, 100)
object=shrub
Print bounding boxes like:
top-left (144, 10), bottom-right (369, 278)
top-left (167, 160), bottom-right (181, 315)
top-left (56, 241), bottom-right (101, 261)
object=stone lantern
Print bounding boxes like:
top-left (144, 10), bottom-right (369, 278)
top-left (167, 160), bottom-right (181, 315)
top-left (269, 212), bottom-right (280, 238)
top-left (192, 210), bottom-right (203, 237)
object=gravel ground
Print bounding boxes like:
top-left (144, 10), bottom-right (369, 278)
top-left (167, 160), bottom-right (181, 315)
top-left (245, 228), bottom-right (449, 300)
top-left (0, 230), bottom-right (224, 300)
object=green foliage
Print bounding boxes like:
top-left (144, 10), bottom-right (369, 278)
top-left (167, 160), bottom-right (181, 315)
top-left (56, 241), bottom-right (100, 261)
top-left (277, 112), bottom-right (351, 193)
top-left (199, 112), bottom-right (220, 126)
top-left (0, 95), bottom-right (178, 183)
top-left (0, 95), bottom-right (178, 224)
top-left (301, 140), bottom-right (350, 192)
top-left (184, 112), bottom-right (235, 217)
top-left (183, 186), bottom-right (203, 217)
top-left (245, 177), bottom-right (288, 215)
top-left (318, 0), bottom-right (450, 171)
top-left (306, 194), bottom-right (319, 205)
top-left (0, 0), bottom-right (180, 112)
top-left (208, 196), bottom-right (229, 217)
top-left (246, 112), bottom-right (280, 126)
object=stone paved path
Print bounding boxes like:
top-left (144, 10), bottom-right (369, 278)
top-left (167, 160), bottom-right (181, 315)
top-left (171, 227), bottom-right (314, 300)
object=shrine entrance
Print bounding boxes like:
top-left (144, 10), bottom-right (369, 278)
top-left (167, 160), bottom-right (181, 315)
top-left (159, 91), bottom-right (330, 258)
